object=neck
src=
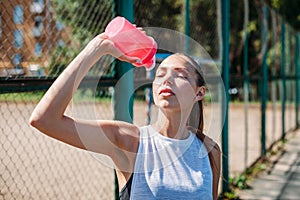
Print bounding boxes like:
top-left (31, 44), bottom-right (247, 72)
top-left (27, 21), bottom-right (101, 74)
top-left (152, 109), bottom-right (190, 140)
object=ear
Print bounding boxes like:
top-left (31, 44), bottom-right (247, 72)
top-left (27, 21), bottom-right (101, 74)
top-left (194, 86), bottom-right (206, 102)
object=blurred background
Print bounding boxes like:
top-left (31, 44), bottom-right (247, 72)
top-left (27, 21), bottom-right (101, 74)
top-left (0, 0), bottom-right (299, 199)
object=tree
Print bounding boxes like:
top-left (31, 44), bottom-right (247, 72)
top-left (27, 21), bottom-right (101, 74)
top-left (53, 0), bottom-right (114, 45)
top-left (134, 0), bottom-right (182, 30)
top-left (266, 0), bottom-right (300, 31)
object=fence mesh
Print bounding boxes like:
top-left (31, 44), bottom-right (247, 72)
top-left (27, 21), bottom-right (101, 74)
top-left (227, 0), bottom-right (299, 176)
top-left (0, 0), bottom-right (299, 199)
top-left (0, 0), bottom-right (116, 199)
top-left (0, 0), bottom-right (116, 78)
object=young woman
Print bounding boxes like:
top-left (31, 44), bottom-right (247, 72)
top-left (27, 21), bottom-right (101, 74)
top-left (30, 33), bottom-right (221, 200)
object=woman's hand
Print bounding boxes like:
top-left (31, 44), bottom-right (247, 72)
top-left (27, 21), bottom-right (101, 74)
top-left (82, 33), bottom-right (141, 65)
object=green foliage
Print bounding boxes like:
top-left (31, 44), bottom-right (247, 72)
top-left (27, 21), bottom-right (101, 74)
top-left (53, 0), bottom-right (113, 44)
top-left (221, 191), bottom-right (240, 200)
top-left (48, 0), bottom-right (114, 76)
top-left (48, 45), bottom-right (79, 76)
top-left (134, 0), bottom-right (182, 30)
top-left (221, 165), bottom-right (259, 199)
top-left (47, 0), bottom-right (298, 81)
top-left (267, 0), bottom-right (300, 31)
top-left (230, 175), bottom-right (249, 190)
top-left (0, 92), bottom-right (46, 103)
top-left (134, 0), bottom-right (220, 57)
top-left (189, 0), bottom-right (218, 57)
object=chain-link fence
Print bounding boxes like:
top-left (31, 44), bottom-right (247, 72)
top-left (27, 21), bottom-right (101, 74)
top-left (0, 92), bottom-right (115, 199)
top-left (228, 0), bottom-right (299, 174)
top-left (1, 0), bottom-right (117, 199)
top-left (1, 0), bottom-right (299, 199)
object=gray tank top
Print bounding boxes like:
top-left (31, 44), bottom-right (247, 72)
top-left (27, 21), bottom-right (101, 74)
top-left (130, 125), bottom-right (212, 199)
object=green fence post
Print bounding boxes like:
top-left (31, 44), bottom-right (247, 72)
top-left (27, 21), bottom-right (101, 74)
top-left (281, 21), bottom-right (286, 140)
top-left (243, 0), bottom-right (249, 169)
top-left (287, 27), bottom-right (292, 131)
top-left (261, 4), bottom-right (268, 158)
top-left (295, 34), bottom-right (299, 128)
top-left (184, 0), bottom-right (190, 53)
top-left (221, 0), bottom-right (230, 194)
top-left (113, 0), bottom-right (134, 199)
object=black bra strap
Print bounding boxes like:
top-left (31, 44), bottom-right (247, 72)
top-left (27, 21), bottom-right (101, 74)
top-left (119, 174), bottom-right (134, 200)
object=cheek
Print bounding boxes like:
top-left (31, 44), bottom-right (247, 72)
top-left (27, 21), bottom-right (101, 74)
top-left (173, 82), bottom-right (197, 105)
top-left (175, 81), bottom-right (197, 96)
top-left (152, 83), bottom-right (159, 102)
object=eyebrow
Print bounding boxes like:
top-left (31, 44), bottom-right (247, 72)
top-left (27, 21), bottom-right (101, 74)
top-left (158, 66), bottom-right (191, 74)
top-left (173, 67), bottom-right (190, 74)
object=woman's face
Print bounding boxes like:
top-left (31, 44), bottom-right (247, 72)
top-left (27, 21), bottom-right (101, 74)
top-left (152, 55), bottom-right (203, 112)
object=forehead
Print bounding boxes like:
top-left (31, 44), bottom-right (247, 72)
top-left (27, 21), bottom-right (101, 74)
top-left (158, 55), bottom-right (195, 73)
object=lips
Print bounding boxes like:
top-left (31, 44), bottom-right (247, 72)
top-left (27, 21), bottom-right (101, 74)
top-left (159, 87), bottom-right (175, 96)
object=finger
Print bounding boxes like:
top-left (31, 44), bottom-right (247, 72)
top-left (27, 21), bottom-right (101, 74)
top-left (137, 28), bottom-right (146, 36)
top-left (119, 54), bottom-right (141, 64)
top-left (137, 27), bottom-right (145, 32)
top-left (98, 33), bottom-right (109, 40)
top-left (109, 44), bottom-right (141, 63)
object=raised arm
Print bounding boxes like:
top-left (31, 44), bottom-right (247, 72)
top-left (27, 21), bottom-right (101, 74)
top-left (29, 34), bottom-right (140, 158)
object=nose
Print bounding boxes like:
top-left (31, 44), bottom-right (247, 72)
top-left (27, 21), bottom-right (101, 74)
top-left (163, 79), bottom-right (172, 85)
top-left (153, 70), bottom-right (174, 85)
top-left (162, 72), bottom-right (174, 85)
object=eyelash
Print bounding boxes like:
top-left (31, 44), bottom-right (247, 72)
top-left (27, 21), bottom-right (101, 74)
top-left (155, 73), bottom-right (188, 80)
top-left (177, 74), bottom-right (188, 79)
top-left (155, 74), bottom-right (164, 78)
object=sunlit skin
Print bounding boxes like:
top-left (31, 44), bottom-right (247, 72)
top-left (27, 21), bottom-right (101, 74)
top-left (29, 34), bottom-right (219, 199)
top-left (151, 55), bottom-right (206, 140)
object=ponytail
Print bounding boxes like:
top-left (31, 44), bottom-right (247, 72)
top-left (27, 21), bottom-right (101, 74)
top-left (188, 99), bottom-right (204, 137)
top-left (196, 100), bottom-right (204, 137)
top-left (174, 53), bottom-right (220, 199)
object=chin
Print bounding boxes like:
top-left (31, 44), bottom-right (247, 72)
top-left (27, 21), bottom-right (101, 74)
top-left (157, 102), bottom-right (181, 111)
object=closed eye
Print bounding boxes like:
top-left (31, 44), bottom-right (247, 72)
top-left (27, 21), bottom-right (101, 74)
top-left (155, 74), bottom-right (164, 78)
top-left (177, 73), bottom-right (188, 79)
top-left (155, 70), bottom-right (166, 78)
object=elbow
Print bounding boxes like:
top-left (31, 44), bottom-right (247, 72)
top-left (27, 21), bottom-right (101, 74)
top-left (29, 115), bottom-right (39, 128)
top-left (29, 112), bottom-right (48, 131)
top-left (29, 113), bottom-right (41, 129)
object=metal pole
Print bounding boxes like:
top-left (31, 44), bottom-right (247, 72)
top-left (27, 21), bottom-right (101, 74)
top-left (261, 4), bottom-right (268, 158)
top-left (221, 0), bottom-right (230, 194)
top-left (281, 20), bottom-right (286, 140)
top-left (270, 9), bottom-right (277, 144)
top-left (288, 27), bottom-right (293, 130)
top-left (185, 0), bottom-right (190, 53)
top-left (113, 0), bottom-right (134, 199)
top-left (243, 0), bottom-right (249, 169)
top-left (295, 34), bottom-right (299, 128)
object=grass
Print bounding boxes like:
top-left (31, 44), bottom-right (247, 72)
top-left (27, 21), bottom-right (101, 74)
top-left (0, 89), bottom-right (146, 103)
top-left (0, 91), bottom-right (46, 103)
top-left (0, 90), bottom-right (111, 103)
top-left (2, 90), bottom-right (290, 105)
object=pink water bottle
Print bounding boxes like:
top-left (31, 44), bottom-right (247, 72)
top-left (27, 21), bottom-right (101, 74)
top-left (105, 16), bottom-right (157, 70)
